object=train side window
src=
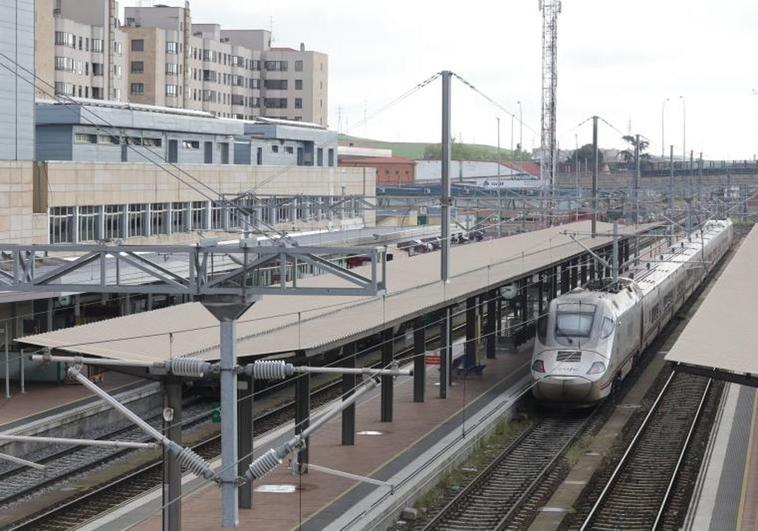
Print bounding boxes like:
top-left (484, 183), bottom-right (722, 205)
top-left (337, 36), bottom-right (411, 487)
top-left (537, 315), bottom-right (548, 343)
top-left (601, 317), bottom-right (614, 338)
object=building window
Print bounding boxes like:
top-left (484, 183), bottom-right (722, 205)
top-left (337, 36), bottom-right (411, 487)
top-left (74, 133), bottom-right (97, 144)
top-left (295, 98), bottom-right (302, 109)
top-left (78, 206), bottom-right (99, 242)
top-left (92, 87), bottom-right (103, 99)
top-left (113, 65), bottom-right (122, 78)
top-left (264, 79), bottom-right (288, 90)
top-left (295, 60), bottom-right (303, 72)
top-left (150, 203), bottom-right (169, 235)
top-left (113, 42), bottom-right (122, 55)
top-left (317, 148), bottom-right (323, 166)
top-left (131, 61), bottom-right (144, 73)
top-left (55, 31), bottom-right (76, 48)
top-left (250, 97), bottom-right (260, 108)
top-left (55, 82), bottom-right (75, 96)
top-left (166, 41), bottom-right (179, 54)
top-left (166, 62), bottom-right (178, 75)
top-left (92, 63), bottom-right (104, 76)
top-left (131, 39), bottom-right (144, 52)
top-left (166, 84), bottom-right (178, 97)
top-left (263, 60), bottom-right (288, 71)
top-left (211, 203), bottom-right (224, 229)
top-left (328, 148), bottom-right (334, 167)
top-left (285, 146), bottom-right (294, 154)
top-left (172, 203), bottom-right (187, 232)
top-left (131, 83), bottom-right (144, 95)
top-left (103, 205), bottom-right (123, 240)
top-left (92, 38), bottom-right (104, 53)
top-left (143, 137), bottom-right (162, 147)
top-left (263, 98), bottom-right (287, 109)
top-left (98, 135), bottom-right (120, 145)
top-left (49, 207), bottom-right (74, 243)
top-left (182, 140), bottom-right (200, 150)
top-left (295, 79), bottom-right (303, 90)
top-left (128, 204), bottom-right (147, 237)
top-left (191, 202), bottom-right (206, 230)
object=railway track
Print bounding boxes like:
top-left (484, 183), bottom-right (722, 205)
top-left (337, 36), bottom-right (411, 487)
top-left (8, 378), bottom-right (344, 531)
top-left (577, 371), bottom-right (718, 531)
top-left (9, 321), bottom-right (470, 530)
top-left (418, 411), bottom-right (595, 531)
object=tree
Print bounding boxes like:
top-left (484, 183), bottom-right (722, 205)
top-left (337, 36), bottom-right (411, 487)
top-left (568, 143), bottom-right (603, 166)
top-left (619, 135), bottom-right (651, 164)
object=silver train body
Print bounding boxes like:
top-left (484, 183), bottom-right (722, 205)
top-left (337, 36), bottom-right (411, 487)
top-left (531, 219), bottom-right (734, 407)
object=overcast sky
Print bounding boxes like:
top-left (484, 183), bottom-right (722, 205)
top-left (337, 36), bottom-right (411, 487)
top-left (122, 0), bottom-right (758, 160)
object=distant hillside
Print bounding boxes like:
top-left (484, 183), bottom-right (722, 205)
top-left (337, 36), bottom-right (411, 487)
top-left (338, 134), bottom-right (528, 162)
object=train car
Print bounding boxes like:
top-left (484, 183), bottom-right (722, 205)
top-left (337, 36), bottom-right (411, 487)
top-left (531, 219), bottom-right (733, 407)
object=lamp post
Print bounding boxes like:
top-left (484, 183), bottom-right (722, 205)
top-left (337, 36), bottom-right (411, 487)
top-left (661, 97), bottom-right (669, 158)
top-left (497, 116), bottom-right (502, 237)
top-left (679, 95), bottom-right (686, 164)
top-left (517, 100), bottom-right (523, 158)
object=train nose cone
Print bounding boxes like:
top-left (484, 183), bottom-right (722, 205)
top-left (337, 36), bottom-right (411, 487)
top-left (533, 376), bottom-right (593, 403)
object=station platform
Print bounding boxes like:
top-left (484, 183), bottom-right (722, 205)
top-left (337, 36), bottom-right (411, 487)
top-left (87, 345), bottom-right (533, 531)
top-left (686, 382), bottom-right (758, 531)
top-left (0, 370), bottom-right (140, 429)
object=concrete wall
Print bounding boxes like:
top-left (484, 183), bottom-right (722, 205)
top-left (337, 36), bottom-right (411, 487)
top-left (34, 0), bottom-right (55, 99)
top-left (0, 161), bottom-right (44, 243)
top-left (0, 0), bottom-right (35, 161)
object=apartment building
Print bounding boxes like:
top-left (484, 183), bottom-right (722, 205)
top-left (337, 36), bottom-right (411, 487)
top-left (36, 0), bottom-right (129, 101)
top-left (122, 4), bottom-right (328, 125)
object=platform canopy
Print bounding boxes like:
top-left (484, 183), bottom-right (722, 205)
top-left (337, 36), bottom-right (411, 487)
top-left (667, 225), bottom-right (758, 385)
top-left (19, 221), bottom-right (657, 364)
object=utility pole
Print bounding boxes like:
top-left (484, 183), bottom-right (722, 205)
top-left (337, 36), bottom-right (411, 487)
top-left (441, 70), bottom-right (452, 282)
top-left (592, 115), bottom-right (598, 237)
top-left (634, 134), bottom-right (640, 224)
top-left (689, 150), bottom-right (694, 199)
top-left (661, 97), bottom-right (669, 158)
top-left (496, 116), bottom-right (502, 238)
top-left (518, 100), bottom-right (523, 157)
top-left (698, 152), bottom-right (703, 203)
top-left (680, 96), bottom-right (687, 163)
top-left (669, 145), bottom-right (674, 212)
top-left (510, 113), bottom-right (514, 153)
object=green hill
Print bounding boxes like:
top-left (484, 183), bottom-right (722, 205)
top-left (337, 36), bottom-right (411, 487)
top-left (338, 134), bottom-right (528, 161)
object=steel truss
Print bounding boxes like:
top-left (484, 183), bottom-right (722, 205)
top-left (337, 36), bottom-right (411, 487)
top-left (0, 242), bottom-right (387, 297)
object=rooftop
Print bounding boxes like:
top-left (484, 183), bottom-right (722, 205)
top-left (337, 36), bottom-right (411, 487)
top-left (20, 221), bottom-right (658, 363)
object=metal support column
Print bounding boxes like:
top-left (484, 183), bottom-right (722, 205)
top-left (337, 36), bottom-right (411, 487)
top-left (634, 134), bottom-right (641, 224)
top-left (237, 373), bottom-right (253, 509)
top-left (669, 145), bottom-right (675, 212)
top-left (294, 350), bottom-right (311, 471)
top-left (560, 264), bottom-right (570, 294)
top-left (201, 296), bottom-right (255, 528)
top-left (592, 115), bottom-right (598, 236)
top-left (341, 342), bottom-right (356, 444)
top-left (440, 307), bottom-right (451, 399)
top-left (551, 266), bottom-right (558, 299)
top-left (380, 329), bottom-right (394, 422)
top-left (519, 279), bottom-right (529, 322)
top-left (412, 318), bottom-right (426, 403)
top-left (163, 377), bottom-right (182, 531)
top-left (570, 258), bottom-right (578, 289)
top-left (538, 275), bottom-right (545, 315)
top-left (441, 70), bottom-right (452, 282)
top-left (486, 290), bottom-right (497, 359)
top-left (580, 256), bottom-right (588, 285)
top-left (465, 297), bottom-right (477, 369)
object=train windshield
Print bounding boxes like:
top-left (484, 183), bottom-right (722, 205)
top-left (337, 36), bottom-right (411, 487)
top-left (555, 303), bottom-right (597, 338)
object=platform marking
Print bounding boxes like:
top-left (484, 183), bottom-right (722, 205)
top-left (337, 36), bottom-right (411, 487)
top-left (736, 390), bottom-right (758, 531)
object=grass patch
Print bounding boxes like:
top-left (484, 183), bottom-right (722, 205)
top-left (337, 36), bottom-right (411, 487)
top-left (565, 436), bottom-right (594, 466)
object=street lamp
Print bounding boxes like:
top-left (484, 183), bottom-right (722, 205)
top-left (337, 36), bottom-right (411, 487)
top-left (661, 97), bottom-right (669, 158)
top-left (517, 100), bottom-right (523, 156)
top-left (679, 95), bottom-right (686, 164)
top-left (496, 116), bottom-right (502, 237)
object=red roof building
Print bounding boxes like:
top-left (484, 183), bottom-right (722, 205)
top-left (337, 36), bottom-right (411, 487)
top-left (339, 156), bottom-right (416, 186)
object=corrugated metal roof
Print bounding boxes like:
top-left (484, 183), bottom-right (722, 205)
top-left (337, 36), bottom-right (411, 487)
top-left (19, 221), bottom-right (657, 363)
top-left (665, 224), bottom-right (758, 375)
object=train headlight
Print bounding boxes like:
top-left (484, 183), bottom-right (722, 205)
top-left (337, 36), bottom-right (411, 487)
top-left (587, 361), bottom-right (606, 375)
top-left (532, 359), bottom-right (545, 373)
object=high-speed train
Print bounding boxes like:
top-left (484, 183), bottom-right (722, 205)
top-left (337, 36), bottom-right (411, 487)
top-left (531, 219), bottom-right (733, 406)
